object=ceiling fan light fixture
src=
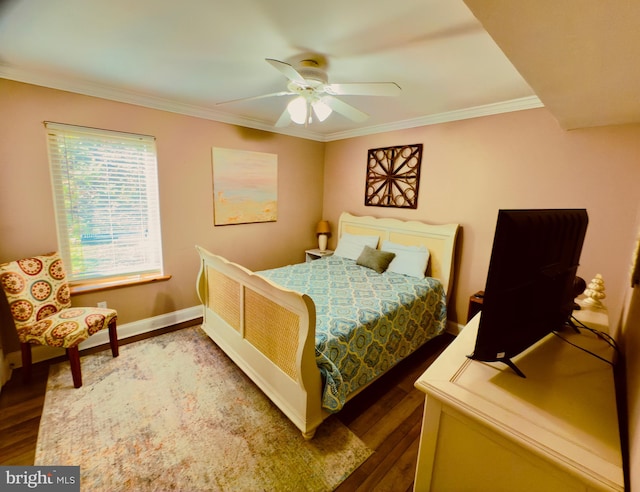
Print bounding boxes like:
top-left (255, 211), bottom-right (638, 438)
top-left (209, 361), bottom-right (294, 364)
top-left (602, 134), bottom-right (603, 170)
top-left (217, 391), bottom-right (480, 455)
top-left (312, 99), bottom-right (332, 122)
top-left (287, 96), bottom-right (308, 124)
top-left (221, 56), bottom-right (399, 128)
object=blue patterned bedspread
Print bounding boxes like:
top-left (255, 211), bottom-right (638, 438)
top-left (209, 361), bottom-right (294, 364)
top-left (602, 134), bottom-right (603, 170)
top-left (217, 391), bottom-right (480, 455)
top-left (258, 255), bottom-right (447, 413)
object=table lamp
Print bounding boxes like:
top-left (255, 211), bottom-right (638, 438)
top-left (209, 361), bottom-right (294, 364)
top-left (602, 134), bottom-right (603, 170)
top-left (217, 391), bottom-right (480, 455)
top-left (316, 220), bottom-right (331, 251)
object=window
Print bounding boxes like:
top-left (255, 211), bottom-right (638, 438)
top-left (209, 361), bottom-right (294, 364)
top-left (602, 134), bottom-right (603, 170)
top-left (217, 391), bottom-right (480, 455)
top-left (45, 122), bottom-right (164, 288)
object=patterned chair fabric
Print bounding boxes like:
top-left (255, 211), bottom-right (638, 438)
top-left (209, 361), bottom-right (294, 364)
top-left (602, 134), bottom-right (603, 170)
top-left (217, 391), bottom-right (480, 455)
top-left (0, 252), bottom-right (119, 387)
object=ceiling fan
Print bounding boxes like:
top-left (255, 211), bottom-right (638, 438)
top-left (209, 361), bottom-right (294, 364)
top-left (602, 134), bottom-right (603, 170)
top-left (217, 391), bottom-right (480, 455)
top-left (217, 55), bottom-right (401, 127)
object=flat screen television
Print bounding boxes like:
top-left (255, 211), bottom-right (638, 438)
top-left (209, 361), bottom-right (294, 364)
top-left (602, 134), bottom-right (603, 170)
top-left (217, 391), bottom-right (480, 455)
top-left (469, 209), bottom-right (589, 377)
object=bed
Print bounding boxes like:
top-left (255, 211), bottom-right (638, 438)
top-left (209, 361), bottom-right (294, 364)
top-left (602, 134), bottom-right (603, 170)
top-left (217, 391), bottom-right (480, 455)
top-left (196, 212), bottom-right (459, 438)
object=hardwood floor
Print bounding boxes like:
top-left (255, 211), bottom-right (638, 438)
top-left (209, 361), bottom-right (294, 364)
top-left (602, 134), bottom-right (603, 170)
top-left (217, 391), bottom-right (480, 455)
top-left (335, 333), bottom-right (453, 491)
top-left (0, 325), bottom-right (453, 490)
top-left (0, 361), bottom-right (49, 465)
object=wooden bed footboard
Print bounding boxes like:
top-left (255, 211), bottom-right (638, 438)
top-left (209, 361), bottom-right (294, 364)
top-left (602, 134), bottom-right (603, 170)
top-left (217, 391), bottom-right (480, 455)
top-left (195, 245), bottom-right (325, 439)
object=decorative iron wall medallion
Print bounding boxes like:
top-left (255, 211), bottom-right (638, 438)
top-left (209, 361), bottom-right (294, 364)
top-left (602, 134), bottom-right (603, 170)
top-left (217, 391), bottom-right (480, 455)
top-left (365, 144), bottom-right (422, 209)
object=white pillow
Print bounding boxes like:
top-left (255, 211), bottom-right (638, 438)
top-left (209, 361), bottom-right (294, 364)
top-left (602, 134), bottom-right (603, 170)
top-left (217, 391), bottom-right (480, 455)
top-left (334, 233), bottom-right (379, 260)
top-left (382, 240), bottom-right (430, 278)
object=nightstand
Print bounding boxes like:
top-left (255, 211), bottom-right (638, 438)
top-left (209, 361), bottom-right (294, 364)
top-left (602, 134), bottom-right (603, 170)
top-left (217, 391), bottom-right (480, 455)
top-left (305, 249), bottom-right (334, 262)
top-left (467, 290), bottom-right (484, 322)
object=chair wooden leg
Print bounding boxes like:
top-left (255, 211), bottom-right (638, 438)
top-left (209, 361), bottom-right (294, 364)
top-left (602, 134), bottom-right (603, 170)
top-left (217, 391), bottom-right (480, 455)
top-left (20, 342), bottom-right (32, 384)
top-left (67, 346), bottom-right (82, 388)
top-left (108, 318), bottom-right (119, 357)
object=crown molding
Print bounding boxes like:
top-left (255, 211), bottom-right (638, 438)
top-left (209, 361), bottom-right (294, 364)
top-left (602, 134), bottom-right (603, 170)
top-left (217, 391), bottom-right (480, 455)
top-left (1, 65), bottom-right (543, 142)
top-left (0, 65), bottom-right (323, 140)
top-left (322, 96), bottom-right (545, 141)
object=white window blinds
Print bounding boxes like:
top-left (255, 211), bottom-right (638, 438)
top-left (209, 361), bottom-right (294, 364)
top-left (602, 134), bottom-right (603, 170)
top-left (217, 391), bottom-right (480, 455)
top-left (45, 122), bottom-right (163, 282)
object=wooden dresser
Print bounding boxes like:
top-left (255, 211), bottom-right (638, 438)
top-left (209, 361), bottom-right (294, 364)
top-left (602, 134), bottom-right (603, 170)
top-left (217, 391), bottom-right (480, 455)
top-left (413, 307), bottom-right (623, 491)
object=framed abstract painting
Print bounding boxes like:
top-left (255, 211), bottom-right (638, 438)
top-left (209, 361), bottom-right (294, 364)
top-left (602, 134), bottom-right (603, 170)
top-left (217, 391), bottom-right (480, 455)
top-left (212, 148), bottom-right (278, 225)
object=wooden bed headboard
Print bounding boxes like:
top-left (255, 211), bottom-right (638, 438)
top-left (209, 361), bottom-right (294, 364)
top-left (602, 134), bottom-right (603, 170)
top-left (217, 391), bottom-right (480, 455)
top-left (338, 212), bottom-right (459, 300)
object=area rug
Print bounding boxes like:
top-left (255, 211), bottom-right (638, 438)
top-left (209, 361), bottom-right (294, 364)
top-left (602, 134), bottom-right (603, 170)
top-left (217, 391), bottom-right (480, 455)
top-left (35, 326), bottom-right (372, 491)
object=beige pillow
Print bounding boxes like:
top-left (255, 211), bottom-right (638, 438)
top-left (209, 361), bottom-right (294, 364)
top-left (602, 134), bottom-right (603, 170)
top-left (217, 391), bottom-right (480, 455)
top-left (356, 246), bottom-right (396, 274)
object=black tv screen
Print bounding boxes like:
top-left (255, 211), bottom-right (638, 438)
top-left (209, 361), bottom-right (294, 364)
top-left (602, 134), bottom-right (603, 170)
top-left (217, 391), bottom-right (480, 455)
top-left (470, 209), bottom-right (589, 377)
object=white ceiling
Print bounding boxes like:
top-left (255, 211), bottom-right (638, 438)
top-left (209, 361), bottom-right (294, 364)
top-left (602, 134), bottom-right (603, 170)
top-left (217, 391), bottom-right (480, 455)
top-left (465, 0), bottom-right (640, 131)
top-left (0, 0), bottom-right (637, 141)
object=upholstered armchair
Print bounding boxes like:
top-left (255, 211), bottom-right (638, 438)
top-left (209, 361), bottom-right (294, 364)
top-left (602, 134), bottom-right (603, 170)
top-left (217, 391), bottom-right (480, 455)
top-left (0, 252), bottom-right (118, 388)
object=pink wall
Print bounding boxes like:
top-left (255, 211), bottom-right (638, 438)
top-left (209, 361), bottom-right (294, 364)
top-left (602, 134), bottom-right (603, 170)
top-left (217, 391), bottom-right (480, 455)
top-left (621, 206), bottom-right (640, 491)
top-left (323, 109), bottom-right (640, 328)
top-left (0, 79), bottom-right (325, 349)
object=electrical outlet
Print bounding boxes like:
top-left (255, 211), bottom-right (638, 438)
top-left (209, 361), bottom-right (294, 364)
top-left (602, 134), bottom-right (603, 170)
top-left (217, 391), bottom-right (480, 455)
top-left (97, 301), bottom-right (107, 308)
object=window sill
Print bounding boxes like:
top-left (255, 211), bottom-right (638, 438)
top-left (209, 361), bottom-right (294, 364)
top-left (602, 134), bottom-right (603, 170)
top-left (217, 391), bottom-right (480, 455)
top-left (70, 273), bottom-right (172, 295)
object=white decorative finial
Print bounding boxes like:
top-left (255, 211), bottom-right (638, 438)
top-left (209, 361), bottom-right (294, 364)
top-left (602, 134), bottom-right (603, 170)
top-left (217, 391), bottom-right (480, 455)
top-left (583, 274), bottom-right (606, 308)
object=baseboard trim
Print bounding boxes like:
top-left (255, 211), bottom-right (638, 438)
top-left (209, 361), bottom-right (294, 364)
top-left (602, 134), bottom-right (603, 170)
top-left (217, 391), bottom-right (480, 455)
top-left (446, 320), bottom-right (464, 336)
top-left (5, 306), bottom-right (462, 374)
top-left (5, 305), bottom-right (204, 370)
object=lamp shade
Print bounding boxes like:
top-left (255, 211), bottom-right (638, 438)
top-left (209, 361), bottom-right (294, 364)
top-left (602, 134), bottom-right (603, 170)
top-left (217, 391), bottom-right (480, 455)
top-left (312, 100), bottom-right (332, 122)
top-left (316, 220), bottom-right (331, 235)
top-left (287, 97), bottom-right (308, 125)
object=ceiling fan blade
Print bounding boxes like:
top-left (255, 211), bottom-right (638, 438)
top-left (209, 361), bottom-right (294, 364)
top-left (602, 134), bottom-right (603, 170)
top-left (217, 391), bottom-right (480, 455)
top-left (265, 58), bottom-right (306, 84)
top-left (322, 96), bottom-right (369, 122)
top-left (216, 91), bottom-right (293, 106)
top-left (325, 82), bottom-right (401, 97)
top-left (274, 108), bottom-right (292, 127)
